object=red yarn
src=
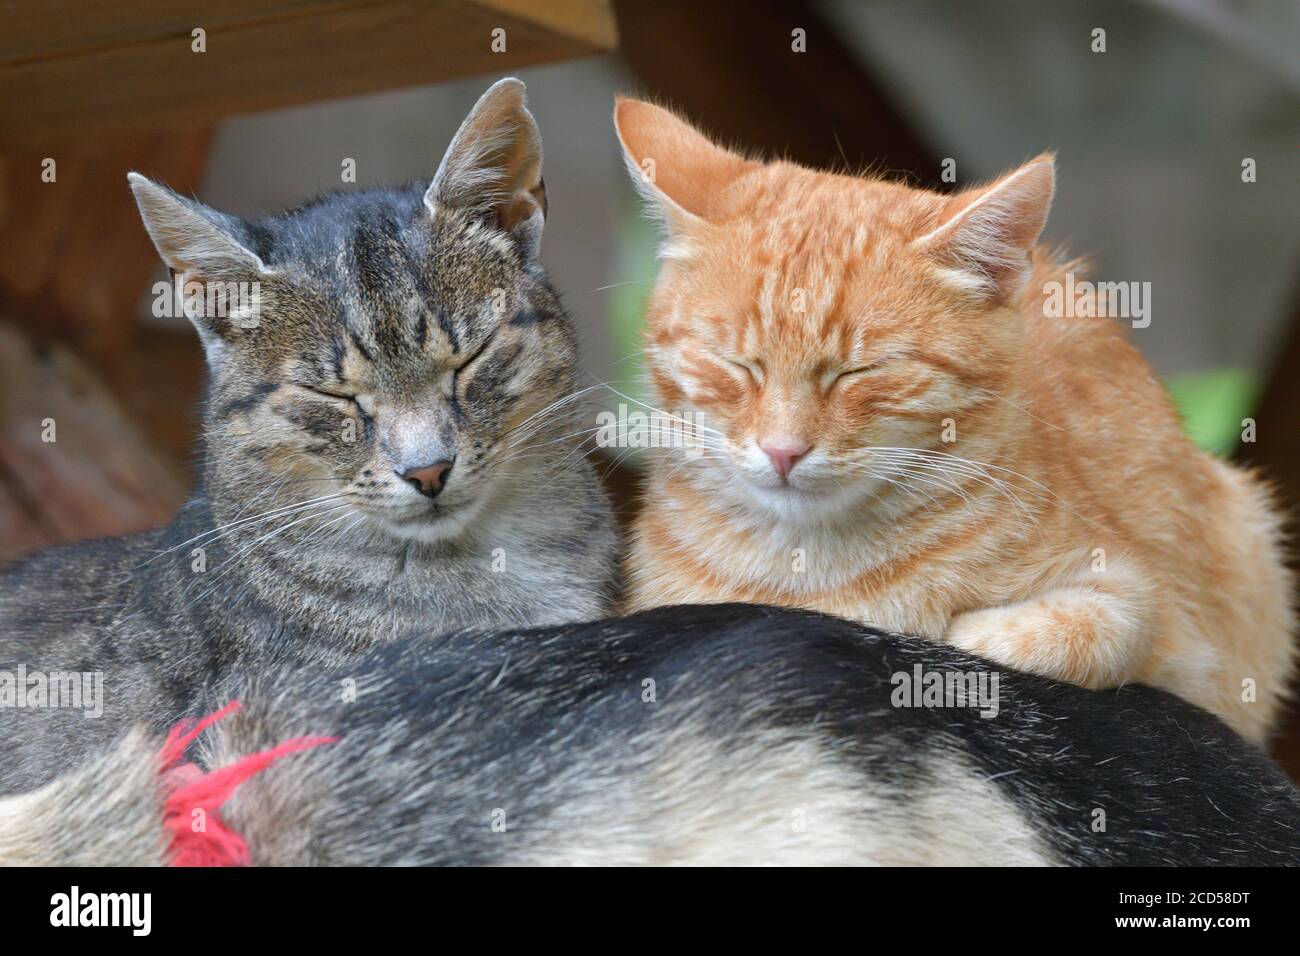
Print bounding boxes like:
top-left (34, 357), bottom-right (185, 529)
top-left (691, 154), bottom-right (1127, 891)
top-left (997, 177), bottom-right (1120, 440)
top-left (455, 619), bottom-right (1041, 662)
top-left (159, 700), bottom-right (338, 867)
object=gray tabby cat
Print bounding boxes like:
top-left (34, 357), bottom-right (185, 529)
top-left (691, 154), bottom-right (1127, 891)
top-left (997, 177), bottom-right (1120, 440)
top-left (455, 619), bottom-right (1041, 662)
top-left (0, 79), bottom-right (617, 794)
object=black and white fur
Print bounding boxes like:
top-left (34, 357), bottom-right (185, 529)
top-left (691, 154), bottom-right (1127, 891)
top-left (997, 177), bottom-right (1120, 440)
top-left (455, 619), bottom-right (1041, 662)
top-left (5, 605), bottom-right (1296, 866)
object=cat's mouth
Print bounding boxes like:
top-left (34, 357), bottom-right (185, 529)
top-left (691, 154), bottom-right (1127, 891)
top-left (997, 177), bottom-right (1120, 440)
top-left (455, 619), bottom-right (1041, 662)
top-left (744, 477), bottom-right (824, 500)
top-left (728, 461), bottom-right (823, 495)
top-left (723, 468), bottom-right (867, 520)
top-left (363, 496), bottom-right (485, 543)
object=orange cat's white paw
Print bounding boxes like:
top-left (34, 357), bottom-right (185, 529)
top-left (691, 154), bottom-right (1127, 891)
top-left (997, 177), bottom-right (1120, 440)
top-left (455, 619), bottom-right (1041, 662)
top-left (945, 595), bottom-right (1138, 689)
top-left (946, 604), bottom-right (1091, 685)
top-left (944, 609), bottom-right (1022, 667)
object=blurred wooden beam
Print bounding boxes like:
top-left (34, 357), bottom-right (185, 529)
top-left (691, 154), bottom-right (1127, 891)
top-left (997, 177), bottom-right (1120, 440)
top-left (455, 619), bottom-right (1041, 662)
top-left (0, 0), bottom-right (617, 149)
top-left (613, 0), bottom-right (938, 184)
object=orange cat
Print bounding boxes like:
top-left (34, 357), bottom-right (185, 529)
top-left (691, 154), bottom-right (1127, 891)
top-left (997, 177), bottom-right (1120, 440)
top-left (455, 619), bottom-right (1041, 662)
top-left (614, 98), bottom-right (1295, 743)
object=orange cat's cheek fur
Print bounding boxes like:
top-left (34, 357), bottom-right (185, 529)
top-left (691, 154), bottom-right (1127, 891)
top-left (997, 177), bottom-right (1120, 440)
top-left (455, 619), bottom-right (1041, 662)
top-left (675, 350), bottom-right (746, 409)
top-left (831, 371), bottom-right (937, 427)
top-left (648, 365), bottom-right (687, 412)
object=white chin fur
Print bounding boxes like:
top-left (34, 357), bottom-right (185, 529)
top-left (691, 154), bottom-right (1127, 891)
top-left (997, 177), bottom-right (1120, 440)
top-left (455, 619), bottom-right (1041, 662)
top-left (717, 469), bottom-right (867, 523)
top-left (368, 495), bottom-right (488, 543)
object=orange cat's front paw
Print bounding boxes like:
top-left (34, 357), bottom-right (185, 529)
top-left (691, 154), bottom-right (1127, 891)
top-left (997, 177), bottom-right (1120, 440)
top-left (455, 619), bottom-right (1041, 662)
top-left (945, 608), bottom-right (1025, 667)
top-left (945, 592), bottom-right (1140, 690)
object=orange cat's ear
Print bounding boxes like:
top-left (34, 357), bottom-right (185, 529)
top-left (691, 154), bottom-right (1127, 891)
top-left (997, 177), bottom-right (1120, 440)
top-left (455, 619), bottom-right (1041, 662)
top-left (913, 155), bottom-right (1055, 300)
top-left (613, 98), bottom-right (755, 232)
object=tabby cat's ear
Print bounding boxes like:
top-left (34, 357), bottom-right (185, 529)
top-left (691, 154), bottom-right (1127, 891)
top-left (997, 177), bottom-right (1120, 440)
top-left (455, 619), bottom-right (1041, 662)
top-left (129, 172), bottom-right (270, 363)
top-left (129, 173), bottom-right (267, 280)
top-left (613, 98), bottom-right (756, 234)
top-left (913, 155), bottom-right (1055, 301)
top-left (426, 77), bottom-right (546, 258)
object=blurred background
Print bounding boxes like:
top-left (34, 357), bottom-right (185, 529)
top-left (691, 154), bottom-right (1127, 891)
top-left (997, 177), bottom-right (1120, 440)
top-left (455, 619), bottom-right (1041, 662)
top-left (1, 0), bottom-right (1298, 771)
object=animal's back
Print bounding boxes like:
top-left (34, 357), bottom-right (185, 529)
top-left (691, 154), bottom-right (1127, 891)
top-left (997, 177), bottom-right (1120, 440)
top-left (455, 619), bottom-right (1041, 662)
top-left (0, 531), bottom-right (188, 793)
top-left (205, 605), bottom-right (1300, 865)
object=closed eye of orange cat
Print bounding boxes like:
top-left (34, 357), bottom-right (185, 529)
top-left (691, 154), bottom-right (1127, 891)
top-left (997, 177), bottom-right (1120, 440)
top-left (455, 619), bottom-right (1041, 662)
top-left (614, 98), bottom-right (1295, 744)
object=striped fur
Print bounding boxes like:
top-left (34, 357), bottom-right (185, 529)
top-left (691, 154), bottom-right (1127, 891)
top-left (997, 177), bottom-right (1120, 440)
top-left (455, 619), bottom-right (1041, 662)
top-left (614, 99), bottom-right (1295, 743)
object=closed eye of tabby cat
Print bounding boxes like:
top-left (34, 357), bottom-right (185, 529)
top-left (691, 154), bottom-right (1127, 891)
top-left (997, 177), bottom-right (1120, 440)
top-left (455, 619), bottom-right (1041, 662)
top-left (0, 79), bottom-right (616, 794)
top-left (614, 98), bottom-right (1294, 743)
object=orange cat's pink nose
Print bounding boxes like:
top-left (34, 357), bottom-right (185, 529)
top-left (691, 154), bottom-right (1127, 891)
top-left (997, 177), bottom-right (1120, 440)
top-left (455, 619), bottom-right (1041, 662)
top-left (760, 441), bottom-right (811, 480)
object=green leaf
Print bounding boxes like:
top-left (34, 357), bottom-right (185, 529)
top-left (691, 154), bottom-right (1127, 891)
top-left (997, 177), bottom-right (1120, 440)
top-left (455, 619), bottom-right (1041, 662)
top-left (1165, 368), bottom-right (1259, 457)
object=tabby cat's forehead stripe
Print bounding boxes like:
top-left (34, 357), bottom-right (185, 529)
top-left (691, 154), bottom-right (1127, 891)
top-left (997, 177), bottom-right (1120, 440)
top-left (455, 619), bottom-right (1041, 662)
top-left (395, 237), bottom-right (459, 353)
top-left (371, 301), bottom-right (411, 365)
top-left (346, 208), bottom-right (405, 304)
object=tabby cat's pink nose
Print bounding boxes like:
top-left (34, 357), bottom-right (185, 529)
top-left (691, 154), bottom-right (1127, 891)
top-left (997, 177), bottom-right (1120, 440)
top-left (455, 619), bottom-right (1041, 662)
top-left (398, 459), bottom-right (454, 498)
top-left (760, 441), bottom-right (811, 480)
